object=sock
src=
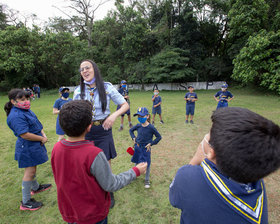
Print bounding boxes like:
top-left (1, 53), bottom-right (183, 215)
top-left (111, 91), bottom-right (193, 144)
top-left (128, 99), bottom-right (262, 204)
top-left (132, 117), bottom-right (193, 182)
top-left (22, 181), bottom-right (32, 203)
top-left (31, 175), bottom-right (40, 191)
top-left (145, 165), bottom-right (151, 182)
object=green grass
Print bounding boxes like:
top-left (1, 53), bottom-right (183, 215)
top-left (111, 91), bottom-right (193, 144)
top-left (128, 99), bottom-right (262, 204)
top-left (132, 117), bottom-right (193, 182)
top-left (0, 88), bottom-right (280, 224)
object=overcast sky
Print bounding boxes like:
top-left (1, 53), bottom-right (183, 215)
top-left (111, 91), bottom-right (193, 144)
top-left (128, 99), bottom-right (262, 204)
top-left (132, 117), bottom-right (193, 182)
top-left (1, 0), bottom-right (122, 25)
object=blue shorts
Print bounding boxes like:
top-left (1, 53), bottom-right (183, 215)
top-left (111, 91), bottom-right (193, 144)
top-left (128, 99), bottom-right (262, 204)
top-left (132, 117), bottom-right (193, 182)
top-left (117, 105), bottom-right (130, 117)
top-left (152, 106), bottom-right (161, 114)
top-left (216, 101), bottom-right (228, 109)
top-left (186, 104), bottom-right (195, 115)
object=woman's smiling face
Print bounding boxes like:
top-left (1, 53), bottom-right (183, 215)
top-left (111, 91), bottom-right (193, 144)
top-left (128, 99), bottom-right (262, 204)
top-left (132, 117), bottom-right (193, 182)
top-left (80, 61), bottom-right (95, 82)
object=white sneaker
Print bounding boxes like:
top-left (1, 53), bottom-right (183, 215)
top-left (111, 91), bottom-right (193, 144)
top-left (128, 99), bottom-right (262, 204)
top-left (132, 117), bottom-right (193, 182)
top-left (144, 181), bottom-right (150, 189)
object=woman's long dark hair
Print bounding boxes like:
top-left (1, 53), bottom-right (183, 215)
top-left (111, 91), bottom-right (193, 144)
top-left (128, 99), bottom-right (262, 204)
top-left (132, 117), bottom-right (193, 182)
top-left (80, 59), bottom-right (107, 113)
top-left (4, 89), bottom-right (30, 116)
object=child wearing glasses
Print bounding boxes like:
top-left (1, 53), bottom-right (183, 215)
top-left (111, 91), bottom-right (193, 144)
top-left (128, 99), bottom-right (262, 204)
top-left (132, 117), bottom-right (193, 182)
top-left (169, 107), bottom-right (280, 224)
top-left (129, 107), bottom-right (162, 188)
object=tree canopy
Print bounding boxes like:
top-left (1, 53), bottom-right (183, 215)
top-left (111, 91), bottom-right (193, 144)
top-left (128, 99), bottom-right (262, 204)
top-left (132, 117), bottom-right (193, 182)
top-left (0, 0), bottom-right (279, 93)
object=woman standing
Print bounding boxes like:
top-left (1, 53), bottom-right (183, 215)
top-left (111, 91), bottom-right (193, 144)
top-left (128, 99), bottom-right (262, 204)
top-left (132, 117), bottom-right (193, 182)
top-left (73, 59), bottom-right (129, 208)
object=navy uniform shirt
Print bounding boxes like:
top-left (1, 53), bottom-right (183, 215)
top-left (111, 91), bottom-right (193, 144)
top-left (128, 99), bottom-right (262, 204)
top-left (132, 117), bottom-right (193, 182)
top-left (215, 90), bottom-right (233, 101)
top-left (129, 123), bottom-right (161, 146)
top-left (169, 159), bottom-right (268, 224)
top-left (7, 107), bottom-right (48, 168)
top-left (152, 95), bottom-right (162, 107)
top-left (184, 92), bottom-right (197, 105)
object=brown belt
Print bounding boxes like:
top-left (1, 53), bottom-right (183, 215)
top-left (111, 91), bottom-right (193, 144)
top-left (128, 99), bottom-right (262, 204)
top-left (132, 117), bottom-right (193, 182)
top-left (91, 119), bottom-right (105, 126)
top-left (91, 115), bottom-right (109, 126)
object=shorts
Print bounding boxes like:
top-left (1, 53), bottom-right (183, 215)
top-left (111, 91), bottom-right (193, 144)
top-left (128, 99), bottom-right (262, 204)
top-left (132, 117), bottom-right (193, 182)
top-left (186, 104), bottom-right (195, 115)
top-left (216, 101), bottom-right (228, 109)
top-left (85, 125), bottom-right (117, 160)
top-left (117, 105), bottom-right (130, 117)
top-left (152, 106), bottom-right (161, 115)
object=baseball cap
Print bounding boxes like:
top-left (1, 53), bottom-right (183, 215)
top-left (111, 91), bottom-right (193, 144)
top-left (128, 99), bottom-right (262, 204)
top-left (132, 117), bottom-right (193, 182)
top-left (188, 85), bottom-right (194, 89)
top-left (121, 80), bottom-right (127, 84)
top-left (59, 86), bottom-right (69, 92)
top-left (133, 107), bottom-right (149, 117)
top-left (221, 84), bottom-right (228, 88)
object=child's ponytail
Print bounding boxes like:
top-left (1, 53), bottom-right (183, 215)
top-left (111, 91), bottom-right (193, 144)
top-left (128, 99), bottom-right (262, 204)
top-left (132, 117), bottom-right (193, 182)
top-left (4, 89), bottom-right (30, 116)
top-left (4, 101), bottom-right (14, 116)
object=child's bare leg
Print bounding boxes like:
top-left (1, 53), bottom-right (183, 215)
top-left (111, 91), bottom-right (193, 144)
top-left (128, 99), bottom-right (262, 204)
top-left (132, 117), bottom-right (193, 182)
top-left (152, 114), bottom-right (156, 123)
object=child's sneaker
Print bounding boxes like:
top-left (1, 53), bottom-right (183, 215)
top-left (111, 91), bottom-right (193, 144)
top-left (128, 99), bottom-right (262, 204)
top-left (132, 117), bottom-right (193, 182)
top-left (152, 121), bottom-right (155, 125)
top-left (20, 198), bottom-right (43, 211)
top-left (160, 120), bottom-right (164, 124)
top-left (129, 123), bottom-right (133, 128)
top-left (144, 180), bottom-right (150, 189)
top-left (190, 120), bottom-right (194, 124)
top-left (31, 184), bottom-right (52, 195)
top-left (118, 126), bottom-right (123, 131)
top-left (185, 120), bottom-right (188, 124)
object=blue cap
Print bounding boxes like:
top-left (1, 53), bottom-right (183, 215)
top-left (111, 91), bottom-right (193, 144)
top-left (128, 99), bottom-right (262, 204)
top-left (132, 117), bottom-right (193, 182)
top-left (188, 85), bottom-right (194, 89)
top-left (221, 84), bottom-right (228, 88)
top-left (59, 86), bottom-right (69, 92)
top-left (121, 80), bottom-right (127, 84)
top-left (133, 107), bottom-right (149, 117)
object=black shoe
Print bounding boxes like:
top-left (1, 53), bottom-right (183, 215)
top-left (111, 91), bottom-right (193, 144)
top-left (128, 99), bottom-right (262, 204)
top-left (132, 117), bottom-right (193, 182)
top-left (160, 120), bottom-right (164, 124)
top-left (129, 123), bottom-right (133, 128)
top-left (144, 180), bottom-right (150, 189)
top-left (118, 126), bottom-right (123, 131)
top-left (110, 192), bottom-right (115, 209)
top-left (31, 184), bottom-right (52, 195)
top-left (190, 120), bottom-right (194, 124)
top-left (20, 198), bottom-right (43, 211)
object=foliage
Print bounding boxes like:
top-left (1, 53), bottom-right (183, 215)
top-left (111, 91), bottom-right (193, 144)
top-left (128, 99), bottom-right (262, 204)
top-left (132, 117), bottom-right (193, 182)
top-left (146, 47), bottom-right (194, 83)
top-left (232, 30), bottom-right (280, 94)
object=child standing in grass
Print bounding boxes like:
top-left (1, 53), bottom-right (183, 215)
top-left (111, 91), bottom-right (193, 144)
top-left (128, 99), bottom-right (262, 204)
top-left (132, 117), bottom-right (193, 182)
top-left (129, 107), bottom-right (162, 188)
top-left (152, 89), bottom-right (164, 125)
top-left (214, 83), bottom-right (234, 109)
top-left (4, 89), bottom-right (52, 211)
top-left (184, 85), bottom-right (198, 124)
top-left (53, 87), bottom-right (72, 141)
top-left (117, 80), bottom-right (133, 131)
top-left (51, 100), bottom-right (147, 224)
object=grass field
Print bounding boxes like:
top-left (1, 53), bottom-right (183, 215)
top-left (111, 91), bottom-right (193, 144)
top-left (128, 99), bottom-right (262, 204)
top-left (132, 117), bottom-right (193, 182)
top-left (0, 87), bottom-right (280, 224)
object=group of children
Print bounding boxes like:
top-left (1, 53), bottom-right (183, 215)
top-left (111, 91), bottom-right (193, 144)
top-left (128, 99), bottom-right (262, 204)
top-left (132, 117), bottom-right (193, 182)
top-left (4, 81), bottom-right (280, 224)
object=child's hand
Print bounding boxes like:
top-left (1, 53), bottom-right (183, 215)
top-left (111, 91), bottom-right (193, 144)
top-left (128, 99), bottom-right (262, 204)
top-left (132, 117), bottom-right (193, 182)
top-left (41, 136), bottom-right (48, 145)
top-left (145, 143), bottom-right (151, 152)
top-left (136, 162), bottom-right (147, 175)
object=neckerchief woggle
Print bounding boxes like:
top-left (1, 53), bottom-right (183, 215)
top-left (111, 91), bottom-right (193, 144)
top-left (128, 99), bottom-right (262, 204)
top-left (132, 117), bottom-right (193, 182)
top-left (201, 159), bottom-right (264, 224)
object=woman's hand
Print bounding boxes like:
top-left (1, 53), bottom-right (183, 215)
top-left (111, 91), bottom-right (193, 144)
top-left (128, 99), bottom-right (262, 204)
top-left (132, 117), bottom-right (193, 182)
top-left (102, 114), bottom-right (117, 130)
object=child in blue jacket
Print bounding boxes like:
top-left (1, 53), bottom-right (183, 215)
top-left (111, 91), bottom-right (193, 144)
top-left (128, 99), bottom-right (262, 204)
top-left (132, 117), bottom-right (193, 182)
top-left (4, 89), bottom-right (52, 211)
top-left (129, 107), bottom-right (162, 188)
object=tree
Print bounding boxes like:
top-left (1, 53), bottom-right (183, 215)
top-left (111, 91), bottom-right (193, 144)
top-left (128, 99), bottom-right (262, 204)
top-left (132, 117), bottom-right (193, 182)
top-left (228, 0), bottom-right (269, 59)
top-left (232, 30), bottom-right (280, 94)
top-left (146, 47), bottom-right (194, 83)
top-left (53, 0), bottom-right (112, 47)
